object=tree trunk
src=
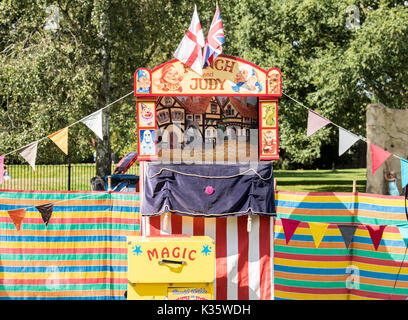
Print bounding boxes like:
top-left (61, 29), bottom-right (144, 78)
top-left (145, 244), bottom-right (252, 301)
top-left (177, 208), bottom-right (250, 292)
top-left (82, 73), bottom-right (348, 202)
top-left (94, 0), bottom-right (111, 178)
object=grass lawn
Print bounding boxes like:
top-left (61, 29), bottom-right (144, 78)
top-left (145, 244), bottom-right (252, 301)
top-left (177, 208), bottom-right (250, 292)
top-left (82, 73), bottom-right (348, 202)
top-left (1, 164), bottom-right (140, 191)
top-left (1, 164), bottom-right (366, 193)
top-left (274, 168), bottom-right (367, 193)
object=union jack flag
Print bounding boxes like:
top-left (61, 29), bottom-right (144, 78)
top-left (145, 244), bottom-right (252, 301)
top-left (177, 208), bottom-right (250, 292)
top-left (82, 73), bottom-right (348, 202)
top-left (203, 4), bottom-right (225, 69)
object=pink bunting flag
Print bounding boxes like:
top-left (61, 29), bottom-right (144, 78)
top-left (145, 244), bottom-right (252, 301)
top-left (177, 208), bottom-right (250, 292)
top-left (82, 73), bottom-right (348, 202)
top-left (281, 218), bottom-right (301, 244)
top-left (0, 155), bottom-right (4, 185)
top-left (370, 144), bottom-right (392, 175)
top-left (365, 224), bottom-right (386, 250)
top-left (307, 110), bottom-right (331, 137)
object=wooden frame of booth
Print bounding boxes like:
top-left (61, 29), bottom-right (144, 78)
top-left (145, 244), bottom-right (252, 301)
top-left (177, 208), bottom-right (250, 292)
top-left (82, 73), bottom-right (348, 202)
top-left (134, 54), bottom-right (282, 162)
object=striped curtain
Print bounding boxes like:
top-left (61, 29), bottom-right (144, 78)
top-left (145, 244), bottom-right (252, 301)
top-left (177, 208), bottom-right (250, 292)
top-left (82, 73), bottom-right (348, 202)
top-left (142, 214), bottom-right (274, 300)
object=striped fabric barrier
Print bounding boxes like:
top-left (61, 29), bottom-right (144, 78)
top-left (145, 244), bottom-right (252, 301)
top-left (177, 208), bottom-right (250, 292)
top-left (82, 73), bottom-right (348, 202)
top-left (275, 191), bottom-right (408, 300)
top-left (0, 190), bottom-right (141, 300)
top-left (2, 189), bottom-right (408, 300)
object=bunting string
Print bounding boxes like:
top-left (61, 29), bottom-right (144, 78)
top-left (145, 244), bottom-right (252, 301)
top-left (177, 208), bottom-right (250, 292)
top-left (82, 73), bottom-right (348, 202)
top-left (282, 91), bottom-right (408, 187)
top-left (3, 189), bottom-right (117, 230)
top-left (1, 90), bottom-right (134, 158)
top-left (282, 91), bottom-right (366, 143)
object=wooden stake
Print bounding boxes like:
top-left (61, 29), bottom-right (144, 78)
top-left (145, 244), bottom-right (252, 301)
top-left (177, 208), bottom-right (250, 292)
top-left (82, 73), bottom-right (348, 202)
top-left (107, 175), bottom-right (112, 191)
top-left (352, 180), bottom-right (357, 193)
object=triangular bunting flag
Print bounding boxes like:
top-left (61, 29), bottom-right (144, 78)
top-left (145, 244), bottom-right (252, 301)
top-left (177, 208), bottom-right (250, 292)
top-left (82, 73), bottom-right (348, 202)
top-left (370, 144), bottom-right (392, 175)
top-left (48, 127), bottom-right (68, 155)
top-left (339, 128), bottom-right (360, 156)
top-left (0, 155), bottom-right (4, 185)
top-left (308, 222), bottom-right (329, 248)
top-left (81, 110), bottom-right (103, 140)
top-left (397, 224), bottom-right (408, 247)
top-left (17, 141), bottom-right (38, 171)
top-left (365, 224), bottom-right (386, 250)
top-left (35, 203), bottom-right (54, 227)
top-left (7, 208), bottom-right (26, 231)
top-left (338, 224), bottom-right (358, 249)
top-left (400, 158), bottom-right (408, 189)
top-left (307, 110), bottom-right (331, 137)
top-left (281, 218), bottom-right (301, 244)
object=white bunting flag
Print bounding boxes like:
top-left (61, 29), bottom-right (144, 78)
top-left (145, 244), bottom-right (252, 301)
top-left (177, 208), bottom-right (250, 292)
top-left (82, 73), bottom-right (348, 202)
top-left (339, 127), bottom-right (360, 156)
top-left (81, 110), bottom-right (103, 140)
top-left (18, 141), bottom-right (38, 171)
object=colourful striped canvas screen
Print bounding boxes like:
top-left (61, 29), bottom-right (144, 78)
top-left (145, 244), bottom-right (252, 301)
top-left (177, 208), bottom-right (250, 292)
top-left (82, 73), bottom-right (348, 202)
top-left (274, 191), bottom-right (408, 300)
top-left (2, 189), bottom-right (408, 300)
top-left (0, 190), bottom-right (141, 300)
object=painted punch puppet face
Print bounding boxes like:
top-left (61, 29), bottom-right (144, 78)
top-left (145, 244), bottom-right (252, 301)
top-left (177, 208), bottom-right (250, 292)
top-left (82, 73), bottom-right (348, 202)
top-left (158, 64), bottom-right (184, 92)
top-left (163, 66), bottom-right (182, 84)
top-left (141, 103), bottom-right (153, 122)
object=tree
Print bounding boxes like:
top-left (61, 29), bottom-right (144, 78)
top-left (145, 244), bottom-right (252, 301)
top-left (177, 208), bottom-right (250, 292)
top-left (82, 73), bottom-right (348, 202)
top-left (1, 0), bottom-right (407, 171)
top-left (218, 0), bottom-right (408, 168)
top-left (0, 0), bottom-right (192, 169)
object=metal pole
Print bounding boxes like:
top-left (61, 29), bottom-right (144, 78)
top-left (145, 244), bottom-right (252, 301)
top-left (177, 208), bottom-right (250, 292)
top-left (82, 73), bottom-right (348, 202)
top-left (68, 159), bottom-right (71, 191)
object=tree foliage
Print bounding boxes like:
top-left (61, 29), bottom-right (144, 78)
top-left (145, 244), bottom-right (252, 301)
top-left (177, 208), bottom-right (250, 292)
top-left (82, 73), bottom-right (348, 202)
top-left (1, 0), bottom-right (407, 169)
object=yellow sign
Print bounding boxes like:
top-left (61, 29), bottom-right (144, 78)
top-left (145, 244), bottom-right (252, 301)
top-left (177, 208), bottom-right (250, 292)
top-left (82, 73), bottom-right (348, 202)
top-left (127, 236), bottom-right (215, 284)
top-left (134, 55), bottom-right (283, 97)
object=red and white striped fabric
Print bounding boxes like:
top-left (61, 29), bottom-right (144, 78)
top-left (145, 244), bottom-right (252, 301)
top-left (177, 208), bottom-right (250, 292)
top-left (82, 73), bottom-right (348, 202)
top-left (141, 214), bottom-right (274, 300)
top-left (173, 4), bottom-right (205, 75)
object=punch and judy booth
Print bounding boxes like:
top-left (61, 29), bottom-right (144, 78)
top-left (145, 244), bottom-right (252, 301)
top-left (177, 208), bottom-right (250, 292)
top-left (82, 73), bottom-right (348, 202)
top-left (129, 54), bottom-right (282, 300)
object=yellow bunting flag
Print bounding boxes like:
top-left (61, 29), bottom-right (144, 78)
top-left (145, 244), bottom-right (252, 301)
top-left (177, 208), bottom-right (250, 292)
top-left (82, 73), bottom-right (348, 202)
top-left (308, 222), bottom-right (329, 248)
top-left (48, 127), bottom-right (68, 155)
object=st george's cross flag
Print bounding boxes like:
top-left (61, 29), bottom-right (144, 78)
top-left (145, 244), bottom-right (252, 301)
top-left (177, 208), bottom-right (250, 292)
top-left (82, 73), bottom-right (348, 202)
top-left (203, 3), bottom-right (225, 68)
top-left (174, 5), bottom-right (205, 75)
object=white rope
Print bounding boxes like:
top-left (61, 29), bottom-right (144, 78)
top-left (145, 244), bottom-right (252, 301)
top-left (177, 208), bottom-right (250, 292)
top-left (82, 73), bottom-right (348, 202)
top-left (282, 91), bottom-right (405, 161)
top-left (144, 205), bottom-right (276, 218)
top-left (2, 90), bottom-right (134, 157)
top-left (146, 166), bottom-right (273, 181)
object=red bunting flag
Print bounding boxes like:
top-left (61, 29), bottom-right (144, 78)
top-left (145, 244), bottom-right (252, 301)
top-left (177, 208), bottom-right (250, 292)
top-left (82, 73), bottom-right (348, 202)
top-left (281, 218), bottom-right (301, 244)
top-left (365, 224), bottom-right (386, 250)
top-left (7, 208), bottom-right (26, 231)
top-left (370, 144), bottom-right (391, 175)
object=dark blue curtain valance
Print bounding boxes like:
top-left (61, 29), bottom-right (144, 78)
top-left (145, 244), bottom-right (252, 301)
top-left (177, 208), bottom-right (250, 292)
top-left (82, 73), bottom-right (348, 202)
top-left (141, 162), bottom-right (276, 217)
